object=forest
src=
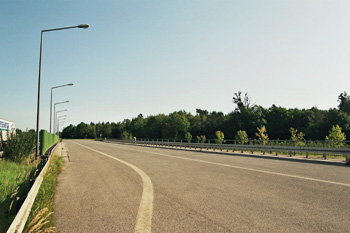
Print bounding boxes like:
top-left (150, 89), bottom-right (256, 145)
top-left (61, 92), bottom-right (350, 142)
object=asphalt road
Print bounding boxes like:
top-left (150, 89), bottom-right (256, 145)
top-left (54, 140), bottom-right (350, 233)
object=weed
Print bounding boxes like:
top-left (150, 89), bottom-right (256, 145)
top-left (25, 154), bottom-right (64, 231)
top-left (0, 159), bottom-right (41, 232)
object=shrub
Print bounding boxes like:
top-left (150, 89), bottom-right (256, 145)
top-left (255, 126), bottom-right (269, 145)
top-left (196, 135), bottom-right (206, 143)
top-left (235, 130), bottom-right (249, 144)
top-left (325, 125), bottom-right (346, 148)
top-left (290, 128), bottom-right (306, 147)
top-left (2, 131), bottom-right (36, 162)
top-left (214, 130), bottom-right (225, 144)
top-left (185, 132), bottom-right (192, 143)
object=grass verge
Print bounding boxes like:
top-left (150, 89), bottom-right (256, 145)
top-left (0, 157), bottom-right (41, 233)
top-left (24, 154), bottom-right (64, 233)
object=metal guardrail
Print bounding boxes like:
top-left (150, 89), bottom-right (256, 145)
top-left (104, 139), bottom-right (350, 162)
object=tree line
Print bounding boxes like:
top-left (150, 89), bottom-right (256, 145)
top-left (61, 92), bottom-right (350, 142)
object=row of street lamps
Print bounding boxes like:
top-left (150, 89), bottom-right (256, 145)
top-left (36, 24), bottom-right (89, 157)
top-left (50, 83), bottom-right (73, 132)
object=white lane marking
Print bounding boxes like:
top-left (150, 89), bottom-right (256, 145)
top-left (72, 142), bottom-right (153, 233)
top-left (108, 143), bottom-right (350, 188)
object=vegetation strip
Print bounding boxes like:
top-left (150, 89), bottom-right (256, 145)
top-left (0, 160), bottom-right (40, 233)
top-left (6, 149), bottom-right (57, 233)
top-left (2, 130), bottom-right (61, 233)
top-left (24, 154), bottom-right (64, 233)
top-left (0, 130), bottom-right (38, 232)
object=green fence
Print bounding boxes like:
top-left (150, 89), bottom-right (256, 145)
top-left (39, 130), bottom-right (59, 155)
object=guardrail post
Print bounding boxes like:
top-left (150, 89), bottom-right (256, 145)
top-left (323, 153), bottom-right (327, 160)
top-left (306, 152), bottom-right (308, 158)
top-left (346, 154), bottom-right (349, 163)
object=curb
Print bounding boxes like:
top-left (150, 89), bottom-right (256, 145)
top-left (6, 142), bottom-right (59, 233)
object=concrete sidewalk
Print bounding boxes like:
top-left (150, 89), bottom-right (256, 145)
top-left (52, 141), bottom-right (70, 161)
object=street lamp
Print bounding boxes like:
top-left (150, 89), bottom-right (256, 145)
top-left (57, 120), bottom-right (66, 135)
top-left (55, 109), bottom-right (67, 134)
top-left (54, 101), bottom-right (69, 134)
top-left (36, 24), bottom-right (89, 157)
top-left (50, 83), bottom-right (73, 133)
top-left (57, 115), bottom-right (67, 119)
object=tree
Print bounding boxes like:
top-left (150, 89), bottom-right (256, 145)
top-left (195, 109), bottom-right (209, 136)
top-left (325, 125), bottom-right (346, 148)
top-left (61, 124), bottom-right (76, 139)
top-left (168, 111), bottom-right (190, 139)
top-left (206, 111), bottom-right (225, 139)
top-left (111, 122), bottom-right (125, 138)
top-left (232, 91), bottom-right (255, 112)
top-left (121, 131), bottom-right (133, 140)
top-left (185, 132), bottom-right (192, 143)
top-left (265, 105), bottom-right (291, 139)
top-left (338, 92), bottom-right (350, 114)
top-left (102, 122), bottom-right (112, 138)
top-left (130, 114), bottom-right (146, 138)
top-left (87, 123), bottom-right (97, 139)
top-left (76, 122), bottom-right (89, 138)
top-left (289, 127), bottom-right (305, 146)
top-left (256, 126), bottom-right (269, 145)
top-left (143, 115), bottom-right (166, 139)
top-left (235, 130), bottom-right (249, 144)
top-left (215, 130), bottom-right (225, 144)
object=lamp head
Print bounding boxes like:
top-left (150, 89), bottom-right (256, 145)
top-left (78, 24), bottom-right (89, 29)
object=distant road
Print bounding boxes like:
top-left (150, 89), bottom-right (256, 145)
top-left (55, 140), bottom-right (350, 233)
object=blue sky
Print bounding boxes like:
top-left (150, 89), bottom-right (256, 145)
top-left (2, 0), bottom-right (350, 131)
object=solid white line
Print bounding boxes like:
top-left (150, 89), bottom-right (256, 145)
top-left (72, 142), bottom-right (153, 233)
top-left (110, 143), bottom-right (350, 188)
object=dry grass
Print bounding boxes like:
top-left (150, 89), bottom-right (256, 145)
top-left (24, 208), bottom-right (56, 233)
top-left (24, 154), bottom-right (64, 232)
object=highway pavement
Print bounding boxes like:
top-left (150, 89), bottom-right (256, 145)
top-left (54, 140), bottom-right (350, 232)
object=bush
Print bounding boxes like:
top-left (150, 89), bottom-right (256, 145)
top-left (325, 125), bottom-right (346, 148)
top-left (196, 135), bottom-right (206, 143)
top-left (2, 131), bottom-right (36, 162)
top-left (214, 130), bottom-right (225, 144)
top-left (255, 126), bottom-right (269, 145)
top-left (185, 132), bottom-right (192, 143)
top-left (235, 130), bottom-right (249, 144)
top-left (290, 128), bottom-right (306, 147)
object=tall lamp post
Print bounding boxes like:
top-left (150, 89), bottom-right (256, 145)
top-left (36, 24), bottom-right (89, 157)
top-left (53, 101), bottom-right (69, 133)
top-left (50, 83), bottom-right (73, 133)
top-left (55, 109), bottom-right (68, 134)
top-left (57, 118), bottom-right (66, 135)
top-left (57, 115), bottom-right (67, 132)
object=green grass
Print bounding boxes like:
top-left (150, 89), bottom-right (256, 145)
top-left (0, 158), bottom-right (41, 233)
top-left (24, 154), bottom-right (64, 233)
